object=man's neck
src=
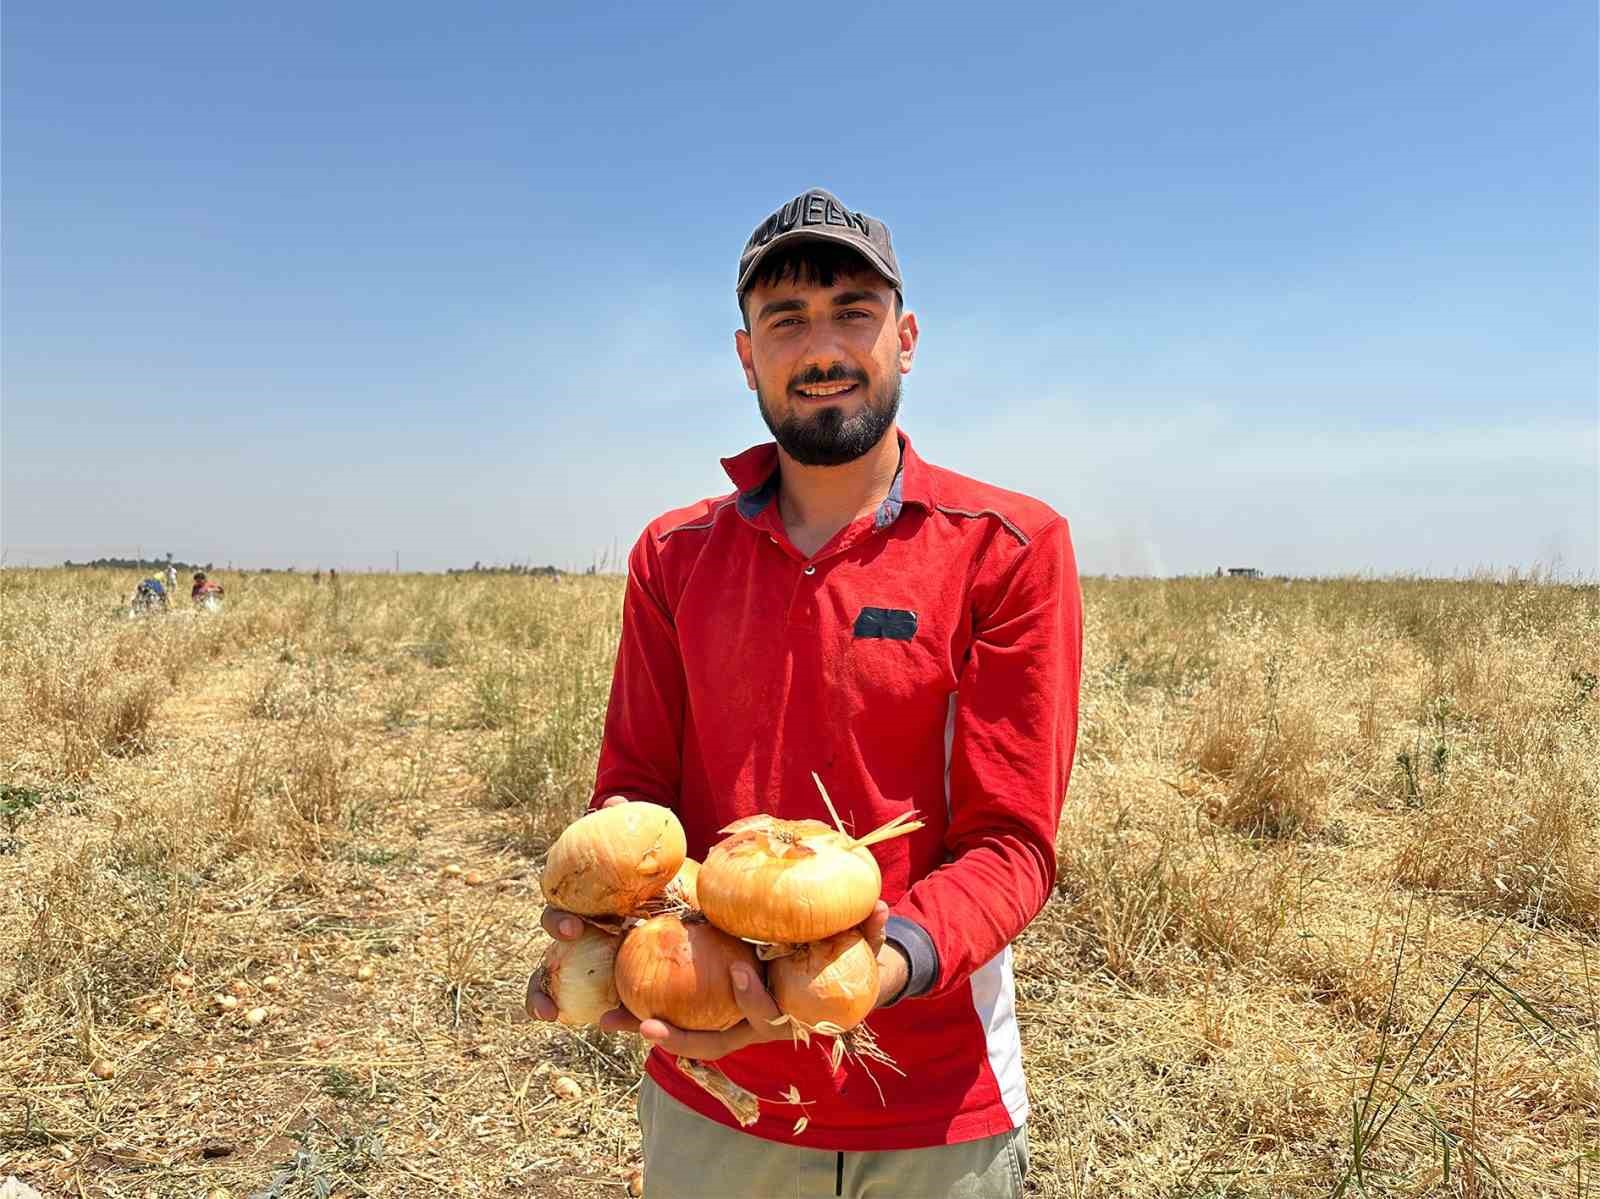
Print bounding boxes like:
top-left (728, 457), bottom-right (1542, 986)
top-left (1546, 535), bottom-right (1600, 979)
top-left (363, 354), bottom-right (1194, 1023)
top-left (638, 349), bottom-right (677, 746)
top-left (774, 427), bottom-right (901, 556)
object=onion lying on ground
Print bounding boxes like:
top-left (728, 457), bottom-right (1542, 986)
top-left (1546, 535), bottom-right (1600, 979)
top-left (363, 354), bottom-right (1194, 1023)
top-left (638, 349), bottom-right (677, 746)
top-left (536, 925), bottom-right (622, 1026)
top-left (767, 929), bottom-right (879, 1033)
top-left (541, 800), bottom-right (686, 917)
top-left (615, 914), bottom-right (759, 1031)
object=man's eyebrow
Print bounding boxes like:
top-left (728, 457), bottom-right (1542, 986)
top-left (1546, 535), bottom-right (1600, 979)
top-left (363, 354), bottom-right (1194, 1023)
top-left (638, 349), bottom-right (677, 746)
top-left (830, 289), bottom-right (886, 307)
top-left (755, 298), bottom-right (807, 322)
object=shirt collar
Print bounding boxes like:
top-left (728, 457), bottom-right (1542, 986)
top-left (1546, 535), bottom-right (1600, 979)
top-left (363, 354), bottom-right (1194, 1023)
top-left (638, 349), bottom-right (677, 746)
top-left (720, 430), bottom-right (936, 527)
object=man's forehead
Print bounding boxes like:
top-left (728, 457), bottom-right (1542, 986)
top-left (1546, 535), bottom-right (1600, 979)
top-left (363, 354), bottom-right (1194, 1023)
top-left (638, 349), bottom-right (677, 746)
top-left (747, 270), bottom-right (895, 307)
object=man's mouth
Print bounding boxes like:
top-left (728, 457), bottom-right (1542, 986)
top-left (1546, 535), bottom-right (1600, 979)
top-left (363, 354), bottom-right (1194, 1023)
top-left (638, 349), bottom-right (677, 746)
top-left (793, 381), bottom-right (860, 399)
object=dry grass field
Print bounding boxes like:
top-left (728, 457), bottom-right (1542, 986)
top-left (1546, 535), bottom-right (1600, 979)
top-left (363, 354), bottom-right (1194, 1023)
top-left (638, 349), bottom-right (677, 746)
top-left (1, 567), bottom-right (1595, 1198)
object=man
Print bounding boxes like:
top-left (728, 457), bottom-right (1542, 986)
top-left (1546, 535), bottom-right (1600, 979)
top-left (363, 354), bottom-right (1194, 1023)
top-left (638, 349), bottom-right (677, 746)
top-left (191, 571), bottom-right (224, 609)
top-left (527, 188), bottom-right (1082, 1197)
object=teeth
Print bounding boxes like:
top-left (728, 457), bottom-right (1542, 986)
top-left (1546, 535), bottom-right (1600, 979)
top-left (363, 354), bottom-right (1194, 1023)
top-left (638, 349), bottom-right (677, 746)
top-left (799, 383), bottom-right (855, 397)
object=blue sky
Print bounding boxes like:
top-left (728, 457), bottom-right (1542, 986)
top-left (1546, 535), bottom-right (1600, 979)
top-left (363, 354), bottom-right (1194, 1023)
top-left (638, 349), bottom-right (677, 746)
top-left (4, 1), bottom-right (1595, 576)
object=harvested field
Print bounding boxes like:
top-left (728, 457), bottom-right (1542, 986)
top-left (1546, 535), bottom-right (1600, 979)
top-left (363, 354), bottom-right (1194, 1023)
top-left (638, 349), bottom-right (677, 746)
top-left (1, 568), bottom-right (1596, 1197)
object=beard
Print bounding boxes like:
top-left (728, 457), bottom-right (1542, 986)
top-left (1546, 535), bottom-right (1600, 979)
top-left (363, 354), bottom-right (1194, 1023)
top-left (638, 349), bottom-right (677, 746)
top-left (757, 365), bottom-right (901, 467)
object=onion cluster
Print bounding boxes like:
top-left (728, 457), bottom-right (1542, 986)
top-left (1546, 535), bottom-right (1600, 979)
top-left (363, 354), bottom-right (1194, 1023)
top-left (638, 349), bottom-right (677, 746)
top-left (536, 787), bottom-right (921, 1042)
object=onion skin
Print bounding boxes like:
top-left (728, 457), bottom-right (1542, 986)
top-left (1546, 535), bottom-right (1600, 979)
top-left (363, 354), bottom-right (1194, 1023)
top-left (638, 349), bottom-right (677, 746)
top-left (769, 930), bottom-right (880, 1032)
top-left (539, 926), bottom-right (622, 1027)
top-left (698, 817), bottom-right (881, 943)
top-left (541, 801), bottom-right (687, 917)
top-left (615, 915), bottom-right (759, 1031)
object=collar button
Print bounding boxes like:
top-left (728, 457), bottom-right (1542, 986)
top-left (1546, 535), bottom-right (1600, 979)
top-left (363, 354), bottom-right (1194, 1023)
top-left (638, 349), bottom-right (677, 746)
top-left (803, 565), bottom-right (817, 576)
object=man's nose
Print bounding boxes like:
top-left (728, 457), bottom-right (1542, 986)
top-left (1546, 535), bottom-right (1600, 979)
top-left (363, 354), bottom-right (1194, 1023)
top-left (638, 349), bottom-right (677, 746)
top-left (796, 318), bottom-right (851, 364)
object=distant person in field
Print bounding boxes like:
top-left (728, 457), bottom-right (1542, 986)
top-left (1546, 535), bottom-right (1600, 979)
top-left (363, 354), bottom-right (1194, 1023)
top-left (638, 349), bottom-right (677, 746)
top-left (528, 187), bottom-right (1082, 1197)
top-left (191, 571), bottom-right (224, 607)
top-left (165, 563), bottom-right (178, 593)
top-left (130, 577), bottom-right (168, 615)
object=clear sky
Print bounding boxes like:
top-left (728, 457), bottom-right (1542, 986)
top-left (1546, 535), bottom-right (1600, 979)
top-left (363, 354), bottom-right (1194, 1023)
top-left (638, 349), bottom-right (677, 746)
top-left (4, 2), bottom-right (1596, 577)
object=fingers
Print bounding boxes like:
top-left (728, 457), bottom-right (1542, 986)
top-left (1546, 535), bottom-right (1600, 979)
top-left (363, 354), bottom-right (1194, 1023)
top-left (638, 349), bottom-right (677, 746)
top-left (525, 971), bottom-right (558, 1022)
top-left (639, 1018), bottom-right (754, 1061)
top-left (861, 900), bottom-right (890, 953)
top-left (540, 908), bottom-right (585, 941)
top-left (729, 963), bottom-right (787, 1040)
top-left (598, 1006), bottom-right (642, 1036)
top-left (599, 795), bottom-right (629, 808)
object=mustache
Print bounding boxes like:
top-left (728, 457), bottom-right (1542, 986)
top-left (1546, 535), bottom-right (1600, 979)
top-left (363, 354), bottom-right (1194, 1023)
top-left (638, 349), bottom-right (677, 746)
top-left (789, 364), bottom-right (867, 390)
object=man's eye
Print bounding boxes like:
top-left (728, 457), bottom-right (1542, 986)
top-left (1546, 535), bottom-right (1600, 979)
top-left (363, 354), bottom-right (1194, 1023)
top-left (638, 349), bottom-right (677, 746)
top-left (772, 317), bottom-right (802, 328)
top-left (840, 310), bottom-right (870, 320)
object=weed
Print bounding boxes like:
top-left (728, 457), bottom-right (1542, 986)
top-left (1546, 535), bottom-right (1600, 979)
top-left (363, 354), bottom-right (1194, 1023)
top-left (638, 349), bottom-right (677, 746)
top-left (1, 785), bottom-right (49, 837)
top-left (467, 650), bottom-right (521, 729)
top-left (254, 1121), bottom-right (387, 1197)
top-left (380, 676), bottom-right (426, 729)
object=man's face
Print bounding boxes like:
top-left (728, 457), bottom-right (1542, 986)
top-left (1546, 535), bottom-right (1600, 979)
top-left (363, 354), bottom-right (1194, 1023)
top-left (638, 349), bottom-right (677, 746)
top-left (735, 266), bottom-right (918, 467)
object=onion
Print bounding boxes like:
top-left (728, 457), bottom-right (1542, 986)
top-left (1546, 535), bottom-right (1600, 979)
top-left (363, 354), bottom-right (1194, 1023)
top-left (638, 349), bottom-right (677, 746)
top-left (664, 858), bottom-right (700, 909)
top-left (541, 801), bottom-right (686, 917)
top-left (537, 925), bottom-right (622, 1026)
top-left (698, 816), bottom-right (882, 944)
top-left (768, 930), bottom-right (879, 1032)
top-left (550, 1074), bottom-right (582, 1100)
top-left (615, 915), bottom-right (758, 1031)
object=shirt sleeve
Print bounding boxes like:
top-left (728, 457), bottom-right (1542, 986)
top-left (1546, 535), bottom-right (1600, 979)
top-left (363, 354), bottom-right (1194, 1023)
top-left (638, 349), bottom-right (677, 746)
top-left (888, 516), bottom-right (1083, 999)
top-left (590, 531), bottom-right (686, 813)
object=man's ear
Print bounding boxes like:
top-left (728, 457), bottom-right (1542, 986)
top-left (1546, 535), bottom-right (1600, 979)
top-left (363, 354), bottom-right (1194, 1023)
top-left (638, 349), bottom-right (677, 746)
top-left (734, 328), bottom-right (759, 391)
top-left (896, 312), bottom-right (919, 375)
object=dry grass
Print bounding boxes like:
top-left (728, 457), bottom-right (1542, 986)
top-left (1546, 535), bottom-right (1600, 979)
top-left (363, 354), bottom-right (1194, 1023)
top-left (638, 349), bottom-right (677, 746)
top-left (1, 568), bottom-right (1596, 1197)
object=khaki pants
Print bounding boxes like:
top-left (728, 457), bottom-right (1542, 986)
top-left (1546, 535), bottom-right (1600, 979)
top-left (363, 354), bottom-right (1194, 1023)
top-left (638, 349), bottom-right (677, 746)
top-left (637, 1076), bottom-right (1029, 1198)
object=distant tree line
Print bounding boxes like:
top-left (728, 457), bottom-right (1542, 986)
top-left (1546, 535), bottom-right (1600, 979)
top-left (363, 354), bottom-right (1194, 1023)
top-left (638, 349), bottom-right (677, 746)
top-left (446, 562), bottom-right (562, 577)
top-left (62, 557), bottom-right (308, 574)
top-left (59, 556), bottom-right (568, 578)
top-left (65, 556), bottom-right (211, 572)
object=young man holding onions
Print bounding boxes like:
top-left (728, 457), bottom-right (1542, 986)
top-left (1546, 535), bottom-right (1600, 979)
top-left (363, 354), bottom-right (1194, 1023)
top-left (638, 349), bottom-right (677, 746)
top-left (527, 187), bottom-right (1082, 1198)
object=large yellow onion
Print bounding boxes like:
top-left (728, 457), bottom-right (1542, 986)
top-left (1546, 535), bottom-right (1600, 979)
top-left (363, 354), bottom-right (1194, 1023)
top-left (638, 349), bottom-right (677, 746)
top-left (768, 929), bottom-right (879, 1032)
top-left (615, 914), bottom-right (759, 1031)
top-left (541, 800), bottom-right (686, 917)
top-left (537, 926), bottom-right (621, 1026)
top-left (698, 816), bottom-right (881, 943)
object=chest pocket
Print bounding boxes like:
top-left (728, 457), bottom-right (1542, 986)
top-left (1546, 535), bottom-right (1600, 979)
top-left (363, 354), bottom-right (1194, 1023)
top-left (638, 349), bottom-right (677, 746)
top-left (854, 607), bottom-right (919, 640)
top-left (842, 604), bottom-right (956, 723)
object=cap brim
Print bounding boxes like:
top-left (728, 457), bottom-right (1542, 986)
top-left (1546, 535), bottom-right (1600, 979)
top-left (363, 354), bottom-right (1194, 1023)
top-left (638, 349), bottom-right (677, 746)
top-left (737, 228), bottom-right (901, 297)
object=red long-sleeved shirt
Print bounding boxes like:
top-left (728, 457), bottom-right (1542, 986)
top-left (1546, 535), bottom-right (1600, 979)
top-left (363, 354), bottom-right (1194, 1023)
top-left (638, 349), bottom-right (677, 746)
top-left (591, 431), bottom-right (1082, 1151)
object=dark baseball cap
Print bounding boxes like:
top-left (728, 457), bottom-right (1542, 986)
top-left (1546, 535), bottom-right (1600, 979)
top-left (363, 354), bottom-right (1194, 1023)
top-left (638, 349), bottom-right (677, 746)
top-left (737, 187), bottom-right (901, 300)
